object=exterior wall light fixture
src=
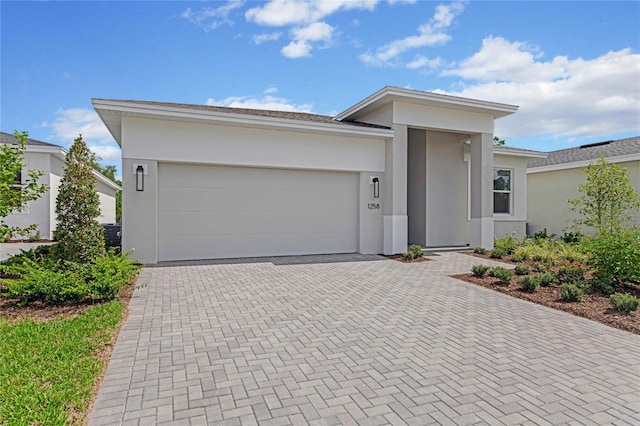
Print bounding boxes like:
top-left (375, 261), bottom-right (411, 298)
top-left (372, 177), bottom-right (380, 198)
top-left (136, 165), bottom-right (144, 192)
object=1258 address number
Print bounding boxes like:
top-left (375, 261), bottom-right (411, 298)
top-left (367, 203), bottom-right (380, 210)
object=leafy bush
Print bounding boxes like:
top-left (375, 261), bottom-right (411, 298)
top-left (1, 250), bottom-right (139, 305)
top-left (537, 272), bottom-right (558, 287)
top-left (557, 264), bottom-right (586, 284)
top-left (560, 283), bottom-right (584, 302)
top-left (471, 264), bottom-right (490, 278)
top-left (489, 267), bottom-right (514, 283)
top-left (532, 262), bottom-right (548, 273)
top-left (402, 244), bottom-right (424, 261)
top-left (518, 275), bottom-right (540, 293)
top-left (510, 251), bottom-right (527, 263)
top-left (609, 293), bottom-right (640, 313)
top-left (582, 229), bottom-right (640, 284)
top-left (514, 264), bottom-right (530, 276)
top-left (473, 247), bottom-right (486, 255)
top-left (494, 235), bottom-right (520, 255)
top-left (490, 248), bottom-right (506, 259)
top-left (561, 231), bottom-right (582, 244)
top-left (532, 228), bottom-right (554, 241)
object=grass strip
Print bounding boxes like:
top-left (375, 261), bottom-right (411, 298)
top-left (0, 301), bottom-right (123, 425)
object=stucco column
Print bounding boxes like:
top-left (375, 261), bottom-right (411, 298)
top-left (383, 124), bottom-right (408, 254)
top-left (122, 159), bottom-right (158, 264)
top-left (470, 133), bottom-right (494, 249)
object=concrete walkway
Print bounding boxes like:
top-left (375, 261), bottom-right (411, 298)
top-left (89, 252), bottom-right (640, 425)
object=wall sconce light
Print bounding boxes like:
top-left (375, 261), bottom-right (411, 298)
top-left (372, 177), bottom-right (380, 198)
top-left (136, 165), bottom-right (144, 192)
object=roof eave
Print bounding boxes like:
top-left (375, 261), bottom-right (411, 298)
top-left (92, 99), bottom-right (395, 144)
top-left (335, 86), bottom-right (519, 121)
top-left (494, 147), bottom-right (547, 159)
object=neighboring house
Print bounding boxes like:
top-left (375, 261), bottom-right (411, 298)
top-left (527, 136), bottom-right (640, 236)
top-left (93, 86), bottom-right (545, 264)
top-left (0, 132), bottom-right (121, 240)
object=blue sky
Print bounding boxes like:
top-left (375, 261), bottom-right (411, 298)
top-left (2, 1), bottom-right (639, 176)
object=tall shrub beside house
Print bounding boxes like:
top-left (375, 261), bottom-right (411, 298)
top-left (54, 135), bottom-right (106, 262)
top-left (0, 130), bottom-right (48, 239)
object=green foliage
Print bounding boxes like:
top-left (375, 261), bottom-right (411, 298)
top-left (493, 136), bottom-right (505, 146)
top-left (0, 301), bottom-right (123, 425)
top-left (473, 247), bottom-right (486, 255)
top-left (582, 229), bottom-right (640, 284)
top-left (609, 293), bottom-right (639, 313)
top-left (557, 264), bottom-right (586, 284)
top-left (514, 264), bottom-right (530, 276)
top-left (402, 244), bottom-right (424, 261)
top-left (0, 131), bottom-right (48, 237)
top-left (532, 228), bottom-right (555, 241)
top-left (1, 250), bottom-right (139, 305)
top-left (54, 135), bottom-right (106, 263)
top-left (518, 275), bottom-right (540, 293)
top-left (568, 156), bottom-right (640, 236)
top-left (561, 231), bottom-right (582, 244)
top-left (471, 264), bottom-right (490, 278)
top-left (490, 248), bottom-right (505, 259)
top-left (532, 262), bottom-right (548, 273)
top-left (560, 283), bottom-right (584, 302)
top-left (494, 235), bottom-right (520, 255)
top-left (537, 271), bottom-right (558, 287)
top-left (489, 266), bottom-right (514, 283)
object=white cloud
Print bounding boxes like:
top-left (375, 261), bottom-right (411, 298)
top-left (360, 1), bottom-right (465, 67)
top-left (245, 0), bottom-right (377, 26)
top-left (292, 21), bottom-right (333, 42)
top-left (263, 87), bottom-right (278, 94)
top-left (282, 40), bottom-right (313, 58)
top-left (252, 31), bottom-right (282, 44)
top-left (207, 93), bottom-right (313, 112)
top-left (181, 0), bottom-right (244, 32)
top-left (406, 55), bottom-right (443, 70)
top-left (48, 108), bottom-right (121, 162)
top-left (437, 40), bottom-right (640, 140)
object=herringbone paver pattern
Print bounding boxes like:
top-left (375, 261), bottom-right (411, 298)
top-left (89, 253), bottom-right (640, 425)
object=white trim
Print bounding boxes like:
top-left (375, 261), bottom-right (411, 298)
top-left (93, 170), bottom-right (121, 191)
top-left (493, 168), bottom-right (513, 216)
top-left (527, 153), bottom-right (640, 174)
top-left (494, 146), bottom-right (547, 159)
top-left (336, 86), bottom-right (519, 121)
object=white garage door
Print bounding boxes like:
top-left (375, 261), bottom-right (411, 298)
top-left (158, 163), bottom-right (359, 261)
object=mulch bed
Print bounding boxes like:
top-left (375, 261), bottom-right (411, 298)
top-left (454, 251), bottom-right (640, 335)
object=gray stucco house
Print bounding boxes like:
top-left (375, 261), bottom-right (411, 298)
top-left (0, 131), bottom-right (121, 240)
top-left (527, 136), bottom-right (640, 236)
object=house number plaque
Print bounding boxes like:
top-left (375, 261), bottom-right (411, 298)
top-left (367, 203), bottom-right (380, 210)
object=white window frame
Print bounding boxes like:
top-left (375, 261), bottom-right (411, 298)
top-left (493, 168), bottom-right (513, 215)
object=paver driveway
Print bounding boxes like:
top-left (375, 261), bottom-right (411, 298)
top-left (89, 253), bottom-right (640, 425)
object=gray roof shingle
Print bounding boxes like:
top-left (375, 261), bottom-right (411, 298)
top-left (528, 136), bottom-right (640, 168)
top-left (93, 99), bottom-right (392, 130)
top-left (1, 131), bottom-right (61, 148)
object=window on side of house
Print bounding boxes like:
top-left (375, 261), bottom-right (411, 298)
top-left (493, 169), bottom-right (512, 214)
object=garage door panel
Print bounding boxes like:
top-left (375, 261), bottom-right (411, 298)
top-left (158, 164), bottom-right (359, 261)
top-left (158, 187), bottom-right (355, 213)
top-left (160, 211), bottom-right (357, 236)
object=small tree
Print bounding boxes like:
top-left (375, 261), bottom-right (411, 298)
top-left (568, 156), bottom-right (640, 236)
top-left (0, 130), bottom-right (48, 239)
top-left (54, 135), bottom-right (106, 262)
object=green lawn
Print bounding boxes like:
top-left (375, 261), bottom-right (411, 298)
top-left (0, 301), bottom-right (124, 425)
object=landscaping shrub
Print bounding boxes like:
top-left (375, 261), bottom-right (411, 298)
top-left (537, 272), bottom-right (558, 287)
top-left (471, 264), bottom-right (490, 278)
top-left (490, 248), bottom-right (505, 259)
top-left (582, 229), bottom-right (640, 285)
top-left (609, 293), bottom-right (640, 313)
top-left (557, 264), bottom-right (586, 284)
top-left (494, 235), bottom-right (519, 255)
top-left (510, 250), bottom-right (527, 263)
top-left (518, 275), bottom-right (540, 293)
top-left (473, 247), bottom-right (486, 255)
top-left (560, 283), bottom-right (584, 302)
top-left (532, 228), bottom-right (554, 241)
top-left (1, 250), bottom-right (139, 305)
top-left (561, 231), bottom-right (582, 244)
top-left (489, 267), bottom-right (513, 284)
top-left (532, 262), bottom-right (548, 273)
top-left (514, 264), bottom-right (530, 276)
top-left (402, 244), bottom-right (424, 261)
